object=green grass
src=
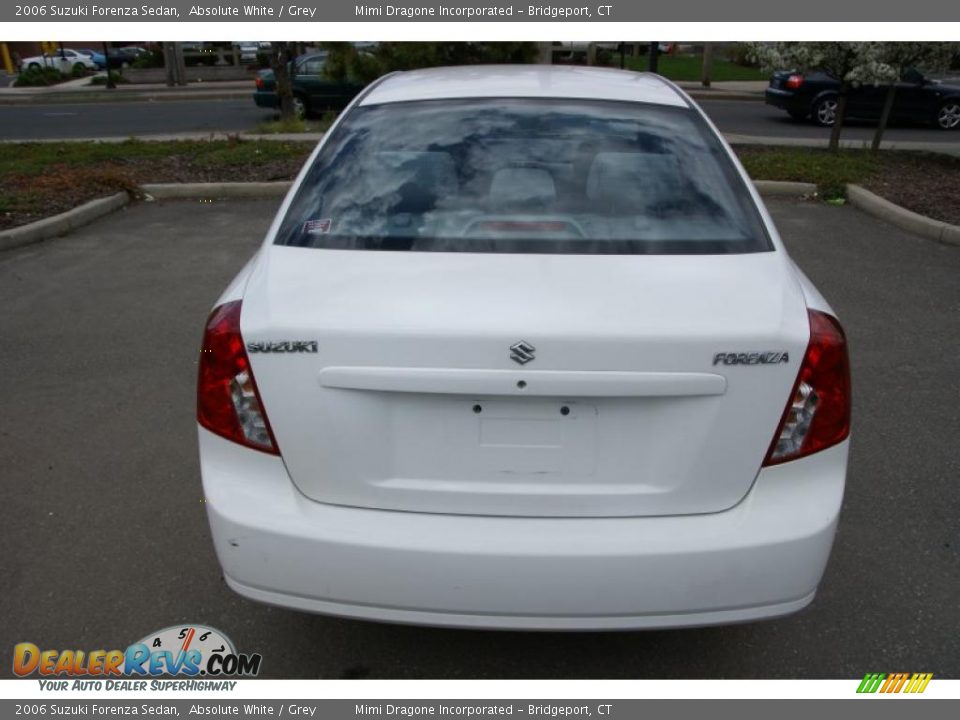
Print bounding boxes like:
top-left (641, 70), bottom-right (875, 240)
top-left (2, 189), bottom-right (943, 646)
top-left (624, 55), bottom-right (766, 82)
top-left (734, 146), bottom-right (882, 199)
top-left (0, 138), bottom-right (312, 178)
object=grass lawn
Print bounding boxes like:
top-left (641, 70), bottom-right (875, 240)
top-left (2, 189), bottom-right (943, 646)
top-left (0, 139), bottom-right (315, 230)
top-left (623, 54), bottom-right (767, 82)
top-left (734, 146), bottom-right (960, 226)
top-left (3, 139), bottom-right (958, 231)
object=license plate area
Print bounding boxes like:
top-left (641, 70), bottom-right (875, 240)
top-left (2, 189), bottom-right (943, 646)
top-left (474, 398), bottom-right (597, 475)
top-left (388, 395), bottom-right (598, 481)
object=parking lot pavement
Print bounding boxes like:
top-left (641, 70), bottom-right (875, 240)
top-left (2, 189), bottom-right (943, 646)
top-left (1, 197), bottom-right (957, 679)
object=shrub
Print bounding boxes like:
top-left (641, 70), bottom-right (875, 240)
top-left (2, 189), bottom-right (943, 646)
top-left (13, 66), bottom-right (65, 87)
top-left (89, 72), bottom-right (129, 86)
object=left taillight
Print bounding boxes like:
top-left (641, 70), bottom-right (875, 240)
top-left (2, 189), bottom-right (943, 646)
top-left (785, 73), bottom-right (804, 90)
top-left (255, 75), bottom-right (264, 90)
top-left (197, 300), bottom-right (279, 455)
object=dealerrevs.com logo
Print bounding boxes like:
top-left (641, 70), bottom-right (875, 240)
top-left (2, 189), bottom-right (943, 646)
top-left (13, 625), bottom-right (262, 686)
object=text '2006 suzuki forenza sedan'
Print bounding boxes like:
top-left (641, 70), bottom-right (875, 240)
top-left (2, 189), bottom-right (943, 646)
top-left (198, 65), bottom-right (851, 630)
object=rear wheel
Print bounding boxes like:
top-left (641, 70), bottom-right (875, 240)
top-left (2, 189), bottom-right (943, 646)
top-left (293, 94), bottom-right (309, 120)
top-left (812, 95), bottom-right (838, 127)
top-left (935, 101), bottom-right (960, 130)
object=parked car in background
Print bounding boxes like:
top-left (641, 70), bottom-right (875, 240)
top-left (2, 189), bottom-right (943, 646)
top-left (19, 49), bottom-right (98, 74)
top-left (253, 52), bottom-right (366, 117)
top-left (74, 49), bottom-right (107, 70)
top-left (206, 65), bottom-right (852, 630)
top-left (766, 68), bottom-right (960, 130)
top-left (233, 42), bottom-right (260, 64)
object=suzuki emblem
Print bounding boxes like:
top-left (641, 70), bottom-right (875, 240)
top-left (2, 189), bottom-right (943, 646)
top-left (509, 340), bottom-right (536, 365)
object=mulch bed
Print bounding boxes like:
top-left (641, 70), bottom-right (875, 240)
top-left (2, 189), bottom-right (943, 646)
top-left (861, 151), bottom-right (960, 227)
top-left (0, 143), bottom-right (314, 231)
top-left (3, 142), bottom-right (959, 232)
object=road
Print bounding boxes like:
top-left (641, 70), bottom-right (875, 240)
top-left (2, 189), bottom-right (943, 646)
top-left (1, 97), bottom-right (959, 143)
top-left (1, 197), bottom-right (957, 679)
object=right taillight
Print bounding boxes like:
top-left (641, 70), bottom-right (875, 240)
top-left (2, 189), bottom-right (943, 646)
top-left (255, 75), bottom-right (264, 90)
top-left (763, 309), bottom-right (851, 466)
top-left (785, 73), bottom-right (804, 90)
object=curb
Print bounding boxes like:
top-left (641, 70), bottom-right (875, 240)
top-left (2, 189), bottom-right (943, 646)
top-left (140, 182), bottom-right (292, 199)
top-left (753, 180), bottom-right (818, 197)
top-left (687, 92), bottom-right (764, 103)
top-left (846, 185), bottom-right (960, 247)
top-left (0, 90), bottom-right (249, 106)
top-left (0, 192), bottom-right (129, 252)
top-left (3, 181), bottom-right (958, 252)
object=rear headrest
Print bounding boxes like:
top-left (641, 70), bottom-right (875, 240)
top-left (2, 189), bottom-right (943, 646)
top-left (373, 151), bottom-right (458, 196)
top-left (586, 152), bottom-right (683, 209)
top-left (489, 167), bottom-right (557, 208)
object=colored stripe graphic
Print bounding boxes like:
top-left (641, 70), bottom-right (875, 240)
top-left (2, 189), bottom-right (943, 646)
top-left (857, 672), bottom-right (932, 694)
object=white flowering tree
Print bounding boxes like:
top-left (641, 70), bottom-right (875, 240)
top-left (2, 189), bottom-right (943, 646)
top-left (868, 43), bottom-right (957, 150)
top-left (749, 42), bottom-right (897, 152)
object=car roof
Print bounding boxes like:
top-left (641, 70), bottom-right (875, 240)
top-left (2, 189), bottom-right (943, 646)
top-left (360, 65), bottom-right (689, 108)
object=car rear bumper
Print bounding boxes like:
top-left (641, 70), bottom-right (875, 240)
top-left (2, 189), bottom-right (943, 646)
top-left (253, 91), bottom-right (278, 109)
top-left (764, 87), bottom-right (797, 111)
top-left (200, 427), bottom-right (847, 630)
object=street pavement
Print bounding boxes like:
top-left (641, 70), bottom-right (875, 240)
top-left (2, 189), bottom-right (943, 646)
top-left (2, 94), bottom-right (960, 146)
top-left (0, 197), bottom-right (957, 679)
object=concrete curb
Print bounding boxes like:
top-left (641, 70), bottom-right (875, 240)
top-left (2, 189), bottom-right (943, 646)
top-left (0, 192), bottom-right (129, 252)
top-left (0, 90), bottom-right (249, 106)
top-left (140, 182), bottom-right (292, 199)
top-left (847, 185), bottom-right (960, 247)
top-left (753, 180), bottom-right (818, 197)
top-left (687, 92), bottom-right (764, 103)
top-left (4, 181), bottom-right (958, 252)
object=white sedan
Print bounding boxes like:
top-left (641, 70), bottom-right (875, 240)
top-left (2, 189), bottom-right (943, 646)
top-left (19, 49), bottom-right (98, 74)
top-left (197, 65), bottom-right (851, 630)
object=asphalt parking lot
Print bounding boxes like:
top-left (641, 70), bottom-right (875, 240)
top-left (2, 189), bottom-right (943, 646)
top-left (1, 197), bottom-right (957, 679)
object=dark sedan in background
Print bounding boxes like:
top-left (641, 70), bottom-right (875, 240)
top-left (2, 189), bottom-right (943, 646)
top-left (253, 52), bottom-right (365, 118)
top-left (765, 68), bottom-right (960, 130)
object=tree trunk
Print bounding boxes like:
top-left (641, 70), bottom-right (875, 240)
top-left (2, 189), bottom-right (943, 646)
top-left (701, 43), bottom-right (713, 88)
top-left (828, 85), bottom-right (850, 153)
top-left (271, 42), bottom-right (296, 121)
top-left (647, 42), bottom-right (659, 73)
top-left (871, 84), bottom-right (897, 153)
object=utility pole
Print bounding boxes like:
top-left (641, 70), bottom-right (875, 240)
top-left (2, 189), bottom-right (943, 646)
top-left (647, 42), bottom-right (659, 73)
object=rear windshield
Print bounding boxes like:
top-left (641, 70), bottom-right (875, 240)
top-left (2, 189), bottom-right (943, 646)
top-left (275, 98), bottom-right (771, 254)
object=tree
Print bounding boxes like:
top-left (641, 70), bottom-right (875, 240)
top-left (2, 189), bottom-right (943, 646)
top-left (749, 42), bottom-right (896, 152)
top-left (321, 42), bottom-right (539, 86)
top-left (868, 43), bottom-right (956, 151)
top-left (269, 42), bottom-right (297, 121)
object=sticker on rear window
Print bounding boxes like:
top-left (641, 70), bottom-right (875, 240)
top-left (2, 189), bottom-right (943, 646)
top-left (303, 218), bottom-right (332, 234)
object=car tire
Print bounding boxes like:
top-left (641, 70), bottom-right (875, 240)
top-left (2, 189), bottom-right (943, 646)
top-left (935, 100), bottom-right (960, 130)
top-left (812, 95), bottom-right (839, 127)
top-left (73, 62), bottom-right (86, 74)
top-left (293, 94), bottom-right (309, 120)
top-left (28, 62), bottom-right (41, 70)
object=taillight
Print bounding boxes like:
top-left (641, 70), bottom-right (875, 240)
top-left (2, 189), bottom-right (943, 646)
top-left (255, 76), bottom-right (264, 90)
top-left (785, 73), bottom-right (804, 90)
top-left (197, 301), bottom-right (278, 455)
top-left (763, 310), bottom-right (850, 466)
